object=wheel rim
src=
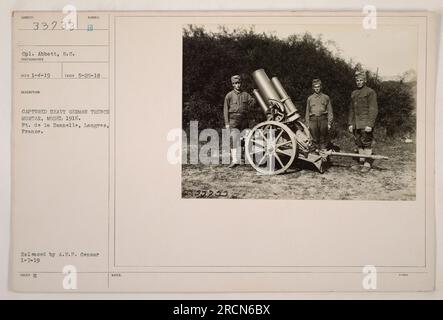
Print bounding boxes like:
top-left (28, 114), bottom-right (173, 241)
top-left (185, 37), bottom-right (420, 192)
top-left (245, 121), bottom-right (297, 175)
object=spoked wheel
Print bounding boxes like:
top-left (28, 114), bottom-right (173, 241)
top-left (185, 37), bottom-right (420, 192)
top-left (245, 121), bottom-right (297, 175)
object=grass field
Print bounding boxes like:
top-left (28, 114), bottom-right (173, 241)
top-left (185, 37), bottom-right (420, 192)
top-left (181, 135), bottom-right (416, 200)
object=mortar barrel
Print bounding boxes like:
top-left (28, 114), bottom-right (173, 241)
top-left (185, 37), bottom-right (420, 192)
top-left (252, 69), bottom-right (281, 103)
top-left (271, 77), bottom-right (299, 117)
top-left (253, 89), bottom-right (269, 114)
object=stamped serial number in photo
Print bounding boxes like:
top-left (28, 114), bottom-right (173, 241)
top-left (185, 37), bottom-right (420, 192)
top-left (183, 189), bottom-right (231, 198)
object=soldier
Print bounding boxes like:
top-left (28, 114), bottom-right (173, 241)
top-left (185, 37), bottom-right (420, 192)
top-left (348, 71), bottom-right (378, 173)
top-left (223, 75), bottom-right (255, 168)
top-left (305, 78), bottom-right (333, 151)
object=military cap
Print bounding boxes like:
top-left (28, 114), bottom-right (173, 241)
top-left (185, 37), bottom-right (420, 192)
top-left (312, 78), bottom-right (322, 86)
top-left (355, 70), bottom-right (367, 80)
top-left (231, 75), bottom-right (241, 83)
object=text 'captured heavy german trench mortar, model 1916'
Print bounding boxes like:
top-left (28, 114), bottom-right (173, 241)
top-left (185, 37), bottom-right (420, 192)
top-left (244, 69), bottom-right (388, 175)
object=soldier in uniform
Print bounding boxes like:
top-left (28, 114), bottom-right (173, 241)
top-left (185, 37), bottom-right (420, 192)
top-left (305, 78), bottom-right (333, 151)
top-left (223, 75), bottom-right (255, 168)
top-left (348, 71), bottom-right (379, 173)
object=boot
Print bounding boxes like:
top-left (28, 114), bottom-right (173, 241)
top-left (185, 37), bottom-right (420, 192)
top-left (360, 148), bottom-right (373, 173)
top-left (351, 148), bottom-right (364, 170)
top-left (360, 162), bottom-right (371, 173)
top-left (358, 147), bottom-right (365, 164)
top-left (240, 144), bottom-right (246, 164)
top-left (228, 148), bottom-right (240, 168)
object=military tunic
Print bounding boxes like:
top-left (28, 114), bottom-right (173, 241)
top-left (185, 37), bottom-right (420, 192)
top-left (305, 92), bottom-right (333, 149)
top-left (223, 90), bottom-right (254, 130)
top-left (348, 86), bottom-right (378, 148)
top-left (348, 86), bottom-right (378, 129)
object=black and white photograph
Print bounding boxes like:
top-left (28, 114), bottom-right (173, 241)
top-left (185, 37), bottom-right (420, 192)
top-left (182, 23), bottom-right (418, 200)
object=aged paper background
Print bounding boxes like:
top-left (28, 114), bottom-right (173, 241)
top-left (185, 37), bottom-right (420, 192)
top-left (1, 0), bottom-right (442, 299)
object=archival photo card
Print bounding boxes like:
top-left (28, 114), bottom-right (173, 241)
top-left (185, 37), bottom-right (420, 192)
top-left (10, 11), bottom-right (436, 292)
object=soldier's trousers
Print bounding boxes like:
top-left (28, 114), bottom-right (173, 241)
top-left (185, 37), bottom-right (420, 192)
top-left (353, 129), bottom-right (374, 166)
top-left (353, 129), bottom-right (373, 148)
top-left (308, 114), bottom-right (329, 149)
top-left (228, 112), bottom-right (248, 161)
top-left (229, 112), bottom-right (248, 131)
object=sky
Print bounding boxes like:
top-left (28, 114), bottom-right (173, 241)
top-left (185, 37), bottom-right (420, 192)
top-left (202, 23), bottom-right (418, 79)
